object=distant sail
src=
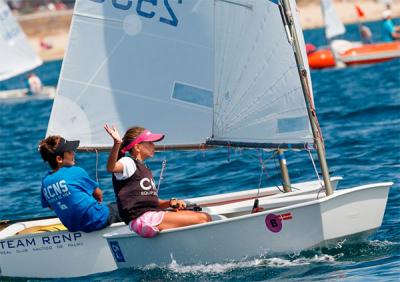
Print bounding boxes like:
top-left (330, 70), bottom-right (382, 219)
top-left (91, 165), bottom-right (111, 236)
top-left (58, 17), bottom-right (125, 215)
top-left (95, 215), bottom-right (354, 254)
top-left (47, 0), bottom-right (213, 147)
top-left (321, 0), bottom-right (345, 40)
top-left (210, 0), bottom-right (314, 148)
top-left (0, 0), bottom-right (42, 81)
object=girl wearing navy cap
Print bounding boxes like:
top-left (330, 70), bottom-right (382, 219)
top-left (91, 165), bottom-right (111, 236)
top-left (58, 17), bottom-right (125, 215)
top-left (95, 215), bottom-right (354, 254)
top-left (105, 124), bottom-right (211, 238)
top-left (38, 135), bottom-right (122, 232)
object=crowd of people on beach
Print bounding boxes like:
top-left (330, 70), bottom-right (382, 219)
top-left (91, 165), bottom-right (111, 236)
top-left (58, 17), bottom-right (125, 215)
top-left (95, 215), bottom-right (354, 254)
top-left (6, 0), bottom-right (73, 13)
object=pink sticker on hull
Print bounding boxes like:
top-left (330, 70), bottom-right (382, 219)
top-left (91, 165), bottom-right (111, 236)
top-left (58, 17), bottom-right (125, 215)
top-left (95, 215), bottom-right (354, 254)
top-left (265, 213), bottom-right (282, 233)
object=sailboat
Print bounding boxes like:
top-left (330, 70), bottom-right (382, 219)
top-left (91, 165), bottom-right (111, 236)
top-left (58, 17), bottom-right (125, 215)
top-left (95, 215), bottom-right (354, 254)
top-left (0, 0), bottom-right (390, 277)
top-left (0, 0), bottom-right (55, 100)
top-left (100, 0), bottom-right (390, 267)
top-left (307, 0), bottom-right (400, 69)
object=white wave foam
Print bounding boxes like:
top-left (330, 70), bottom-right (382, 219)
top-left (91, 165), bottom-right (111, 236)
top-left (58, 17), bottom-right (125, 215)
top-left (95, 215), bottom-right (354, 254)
top-left (142, 254), bottom-right (338, 274)
top-left (166, 258), bottom-right (264, 274)
top-left (368, 239), bottom-right (398, 247)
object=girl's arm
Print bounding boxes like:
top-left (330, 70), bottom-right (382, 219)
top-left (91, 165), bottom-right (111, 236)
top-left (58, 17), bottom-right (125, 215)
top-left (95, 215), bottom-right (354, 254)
top-left (104, 124), bottom-right (124, 173)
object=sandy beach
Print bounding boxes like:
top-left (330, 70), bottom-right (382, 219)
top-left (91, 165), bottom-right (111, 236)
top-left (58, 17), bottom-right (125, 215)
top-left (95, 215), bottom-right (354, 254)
top-left (17, 0), bottom-right (400, 62)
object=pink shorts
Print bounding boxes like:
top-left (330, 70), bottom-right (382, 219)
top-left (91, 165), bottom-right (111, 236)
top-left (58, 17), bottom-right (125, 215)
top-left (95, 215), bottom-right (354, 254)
top-left (129, 211), bottom-right (165, 238)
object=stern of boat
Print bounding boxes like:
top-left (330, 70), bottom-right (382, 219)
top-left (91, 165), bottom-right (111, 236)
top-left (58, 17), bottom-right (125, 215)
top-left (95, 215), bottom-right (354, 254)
top-left (319, 182), bottom-right (392, 242)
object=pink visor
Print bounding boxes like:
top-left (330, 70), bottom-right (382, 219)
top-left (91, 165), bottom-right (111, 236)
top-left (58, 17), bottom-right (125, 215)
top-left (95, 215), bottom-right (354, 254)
top-left (121, 129), bottom-right (164, 154)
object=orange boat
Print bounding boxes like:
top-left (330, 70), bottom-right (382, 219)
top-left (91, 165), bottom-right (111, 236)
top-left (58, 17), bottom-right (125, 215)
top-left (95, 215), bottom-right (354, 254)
top-left (308, 41), bottom-right (400, 69)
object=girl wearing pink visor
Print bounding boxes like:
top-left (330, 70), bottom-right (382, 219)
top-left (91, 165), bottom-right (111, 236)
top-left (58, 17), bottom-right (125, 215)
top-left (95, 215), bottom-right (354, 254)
top-left (104, 124), bottom-right (211, 238)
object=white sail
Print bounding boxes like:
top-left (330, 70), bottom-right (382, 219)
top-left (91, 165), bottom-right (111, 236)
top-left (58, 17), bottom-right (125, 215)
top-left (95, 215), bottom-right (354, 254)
top-left (321, 0), bottom-right (345, 40)
top-left (0, 0), bottom-right (42, 81)
top-left (47, 0), bottom-right (213, 148)
top-left (210, 0), bottom-right (314, 149)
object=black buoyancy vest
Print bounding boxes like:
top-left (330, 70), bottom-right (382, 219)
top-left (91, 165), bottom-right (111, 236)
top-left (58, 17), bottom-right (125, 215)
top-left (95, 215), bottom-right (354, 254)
top-left (112, 158), bottom-right (161, 224)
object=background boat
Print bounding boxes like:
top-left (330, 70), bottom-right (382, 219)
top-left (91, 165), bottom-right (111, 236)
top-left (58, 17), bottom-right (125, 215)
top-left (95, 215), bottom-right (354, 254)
top-left (0, 86), bottom-right (55, 100)
top-left (307, 0), bottom-right (400, 69)
top-left (0, 0), bottom-right (56, 100)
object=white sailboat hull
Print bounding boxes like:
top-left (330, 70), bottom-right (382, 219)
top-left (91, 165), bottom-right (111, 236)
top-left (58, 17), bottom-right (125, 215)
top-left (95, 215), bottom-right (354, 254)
top-left (0, 177), bottom-right (340, 278)
top-left (0, 86), bottom-right (56, 100)
top-left (104, 182), bottom-right (391, 268)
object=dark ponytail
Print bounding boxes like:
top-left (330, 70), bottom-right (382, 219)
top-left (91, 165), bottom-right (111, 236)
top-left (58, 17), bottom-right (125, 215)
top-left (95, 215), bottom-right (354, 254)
top-left (39, 136), bottom-right (62, 169)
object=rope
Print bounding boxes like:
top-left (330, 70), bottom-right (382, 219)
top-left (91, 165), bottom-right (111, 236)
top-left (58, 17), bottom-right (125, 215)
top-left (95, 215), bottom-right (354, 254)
top-left (227, 143), bottom-right (231, 162)
top-left (256, 150), bottom-right (264, 199)
top-left (307, 149), bottom-right (324, 198)
top-left (302, 71), bottom-right (325, 151)
top-left (95, 148), bottom-right (99, 183)
top-left (157, 160), bottom-right (167, 193)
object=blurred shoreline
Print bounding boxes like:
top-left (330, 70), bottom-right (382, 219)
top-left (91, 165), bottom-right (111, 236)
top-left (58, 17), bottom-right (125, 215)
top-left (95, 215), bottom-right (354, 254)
top-left (16, 0), bottom-right (400, 62)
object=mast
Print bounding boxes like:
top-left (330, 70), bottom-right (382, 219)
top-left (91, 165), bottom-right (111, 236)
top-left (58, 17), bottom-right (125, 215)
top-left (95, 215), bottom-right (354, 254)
top-left (280, 0), bottom-right (334, 196)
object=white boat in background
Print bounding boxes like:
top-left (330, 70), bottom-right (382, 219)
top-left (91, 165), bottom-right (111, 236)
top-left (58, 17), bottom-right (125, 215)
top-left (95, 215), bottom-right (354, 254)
top-left (0, 0), bottom-right (42, 81)
top-left (320, 0), bottom-right (345, 41)
top-left (0, 86), bottom-right (56, 100)
top-left (0, 0), bottom-right (55, 100)
top-left (0, 178), bottom-right (341, 278)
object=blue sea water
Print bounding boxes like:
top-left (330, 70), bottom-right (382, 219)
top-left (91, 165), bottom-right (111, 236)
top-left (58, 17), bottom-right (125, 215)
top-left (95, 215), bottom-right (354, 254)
top-left (0, 20), bottom-right (399, 281)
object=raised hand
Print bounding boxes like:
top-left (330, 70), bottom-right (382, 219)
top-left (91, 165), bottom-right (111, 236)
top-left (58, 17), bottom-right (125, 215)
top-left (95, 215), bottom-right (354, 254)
top-left (104, 124), bottom-right (122, 144)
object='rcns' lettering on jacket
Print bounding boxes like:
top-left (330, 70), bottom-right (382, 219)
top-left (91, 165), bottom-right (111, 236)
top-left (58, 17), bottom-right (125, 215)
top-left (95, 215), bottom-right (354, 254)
top-left (42, 180), bottom-right (71, 203)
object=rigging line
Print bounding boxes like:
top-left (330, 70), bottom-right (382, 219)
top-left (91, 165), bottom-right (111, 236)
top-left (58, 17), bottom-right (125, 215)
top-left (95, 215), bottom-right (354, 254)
top-left (246, 149), bottom-right (276, 190)
top-left (228, 143), bottom-right (231, 162)
top-left (95, 148), bottom-right (99, 184)
top-left (307, 148), bottom-right (324, 198)
top-left (157, 160), bottom-right (167, 193)
top-left (257, 149), bottom-right (265, 192)
top-left (200, 143), bottom-right (206, 159)
top-left (301, 68), bottom-right (324, 150)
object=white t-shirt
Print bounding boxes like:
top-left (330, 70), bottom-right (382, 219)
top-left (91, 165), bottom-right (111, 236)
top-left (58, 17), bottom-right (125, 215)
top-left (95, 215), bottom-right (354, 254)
top-left (114, 157), bottom-right (137, 180)
top-left (28, 75), bottom-right (42, 94)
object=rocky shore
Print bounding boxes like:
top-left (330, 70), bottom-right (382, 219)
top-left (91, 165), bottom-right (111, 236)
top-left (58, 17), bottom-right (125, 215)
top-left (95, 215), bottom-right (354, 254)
top-left (16, 0), bottom-right (400, 62)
